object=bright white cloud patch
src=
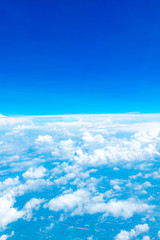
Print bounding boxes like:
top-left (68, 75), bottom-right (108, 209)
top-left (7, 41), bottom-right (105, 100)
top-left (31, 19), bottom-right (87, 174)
top-left (0, 197), bottom-right (23, 229)
top-left (115, 224), bottom-right (149, 240)
top-left (46, 189), bottom-right (152, 219)
top-left (23, 198), bottom-right (45, 221)
top-left (0, 231), bottom-right (14, 240)
top-left (142, 236), bottom-right (150, 240)
top-left (35, 135), bottom-right (53, 143)
top-left (22, 166), bottom-right (46, 179)
top-left (0, 114), bottom-right (159, 239)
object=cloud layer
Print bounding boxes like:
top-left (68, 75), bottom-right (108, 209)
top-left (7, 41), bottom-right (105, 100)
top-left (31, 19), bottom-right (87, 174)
top-left (0, 114), bottom-right (160, 239)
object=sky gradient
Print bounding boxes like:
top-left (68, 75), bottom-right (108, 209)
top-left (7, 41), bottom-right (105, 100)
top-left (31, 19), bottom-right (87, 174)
top-left (0, 0), bottom-right (160, 115)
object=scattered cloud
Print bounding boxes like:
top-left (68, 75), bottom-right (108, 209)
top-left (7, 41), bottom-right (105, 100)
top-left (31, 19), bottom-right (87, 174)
top-left (22, 166), bottom-right (47, 179)
top-left (0, 231), bottom-right (14, 240)
top-left (0, 114), bottom-right (159, 238)
top-left (115, 223), bottom-right (149, 240)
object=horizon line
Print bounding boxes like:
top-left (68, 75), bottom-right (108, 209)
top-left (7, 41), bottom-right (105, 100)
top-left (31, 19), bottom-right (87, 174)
top-left (2, 112), bottom-right (160, 118)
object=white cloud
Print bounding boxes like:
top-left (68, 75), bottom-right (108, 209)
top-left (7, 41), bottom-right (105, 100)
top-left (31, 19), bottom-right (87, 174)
top-left (35, 135), bottom-right (53, 143)
top-left (46, 189), bottom-right (89, 212)
top-left (113, 185), bottom-right (121, 191)
top-left (115, 223), bottom-right (149, 240)
top-left (87, 236), bottom-right (93, 240)
top-left (134, 181), bottom-right (152, 191)
top-left (46, 189), bottom-right (152, 219)
top-left (22, 166), bottom-right (46, 179)
top-left (0, 231), bottom-right (14, 240)
top-left (0, 116), bottom-right (31, 126)
top-left (23, 198), bottom-right (45, 221)
top-left (1, 178), bottom-right (53, 201)
top-left (74, 134), bottom-right (160, 167)
top-left (142, 236), bottom-right (150, 240)
top-left (110, 179), bottom-right (125, 186)
top-left (0, 177), bottom-right (20, 190)
top-left (46, 223), bottom-right (54, 230)
top-left (0, 197), bottom-right (23, 229)
top-left (82, 132), bottom-right (105, 145)
top-left (101, 198), bottom-right (151, 219)
top-left (113, 167), bottom-right (119, 171)
top-left (0, 114), bottom-right (159, 237)
top-left (14, 178), bottom-right (53, 196)
top-left (158, 230), bottom-right (160, 238)
top-left (129, 172), bottom-right (142, 179)
top-left (153, 168), bottom-right (160, 179)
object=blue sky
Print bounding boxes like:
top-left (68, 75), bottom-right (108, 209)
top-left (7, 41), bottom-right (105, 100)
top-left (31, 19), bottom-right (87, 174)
top-left (0, 0), bottom-right (160, 115)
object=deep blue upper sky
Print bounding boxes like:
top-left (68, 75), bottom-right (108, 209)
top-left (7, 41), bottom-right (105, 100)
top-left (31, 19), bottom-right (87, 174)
top-left (0, 0), bottom-right (160, 115)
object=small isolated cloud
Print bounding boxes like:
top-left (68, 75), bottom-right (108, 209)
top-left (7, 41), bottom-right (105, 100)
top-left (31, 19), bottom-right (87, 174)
top-left (46, 223), bottom-right (54, 230)
top-left (115, 223), bottom-right (149, 240)
top-left (35, 135), bottom-right (53, 144)
top-left (142, 236), bottom-right (150, 240)
top-left (0, 231), bottom-right (14, 240)
top-left (153, 168), bottom-right (160, 179)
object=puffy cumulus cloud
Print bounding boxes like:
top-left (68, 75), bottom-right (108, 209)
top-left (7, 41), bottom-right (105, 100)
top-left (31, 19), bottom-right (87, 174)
top-left (115, 223), bottom-right (149, 240)
top-left (0, 178), bottom-right (53, 203)
top-left (46, 189), bottom-right (152, 219)
top-left (26, 115), bottom-right (160, 167)
top-left (129, 172), bottom-right (142, 180)
top-left (0, 177), bottom-right (52, 230)
top-left (110, 179), bottom-right (126, 186)
top-left (0, 197), bottom-right (23, 229)
top-left (23, 198), bottom-right (45, 221)
top-left (74, 148), bottom-right (106, 166)
top-left (0, 231), bottom-right (14, 240)
top-left (73, 136), bottom-right (160, 167)
top-left (144, 168), bottom-right (160, 179)
top-left (132, 129), bottom-right (160, 143)
top-left (23, 198), bottom-right (45, 211)
top-left (142, 236), bottom-right (150, 240)
top-left (1, 114), bottom-right (160, 171)
top-left (52, 139), bottom-right (75, 160)
top-left (158, 230), bottom-right (160, 238)
top-left (53, 163), bottom-right (94, 186)
top-left (35, 135), bottom-right (53, 144)
top-left (100, 198), bottom-right (152, 219)
top-left (0, 114), bottom-right (160, 237)
top-left (9, 178), bottom-right (53, 198)
top-left (46, 189), bottom-right (89, 213)
top-left (153, 168), bottom-right (160, 179)
top-left (59, 139), bottom-right (74, 155)
top-left (82, 132), bottom-right (105, 147)
top-left (0, 177), bottom-right (20, 190)
top-left (22, 166), bottom-right (47, 179)
top-left (113, 185), bottom-right (121, 191)
top-left (134, 181), bottom-right (152, 191)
